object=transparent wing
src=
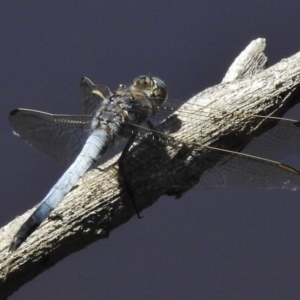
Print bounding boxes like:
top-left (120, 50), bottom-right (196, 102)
top-left (80, 77), bottom-right (111, 115)
top-left (241, 119), bottom-right (300, 160)
top-left (126, 136), bottom-right (300, 193)
top-left (193, 148), bottom-right (300, 190)
top-left (138, 97), bottom-right (300, 162)
top-left (117, 110), bottom-right (300, 192)
top-left (9, 109), bottom-right (92, 165)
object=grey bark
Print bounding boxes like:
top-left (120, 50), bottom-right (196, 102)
top-left (1, 38), bottom-right (300, 299)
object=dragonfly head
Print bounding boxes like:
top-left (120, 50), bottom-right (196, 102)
top-left (131, 75), bottom-right (168, 108)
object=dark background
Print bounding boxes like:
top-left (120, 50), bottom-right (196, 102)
top-left (1, 1), bottom-right (300, 299)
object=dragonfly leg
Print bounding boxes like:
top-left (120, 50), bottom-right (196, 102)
top-left (118, 133), bottom-right (142, 219)
top-left (150, 115), bottom-right (182, 135)
top-left (146, 120), bottom-right (165, 141)
top-left (147, 115), bottom-right (182, 144)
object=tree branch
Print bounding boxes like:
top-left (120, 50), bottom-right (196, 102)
top-left (1, 38), bottom-right (300, 299)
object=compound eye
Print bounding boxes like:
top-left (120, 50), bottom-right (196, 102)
top-left (132, 75), bottom-right (168, 106)
top-left (152, 77), bottom-right (168, 104)
top-left (152, 77), bottom-right (167, 90)
top-left (132, 75), bottom-right (154, 89)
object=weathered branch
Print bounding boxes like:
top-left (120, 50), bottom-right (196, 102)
top-left (222, 38), bottom-right (267, 82)
top-left (1, 38), bottom-right (300, 299)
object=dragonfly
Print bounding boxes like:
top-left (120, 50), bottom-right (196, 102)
top-left (9, 75), bottom-right (300, 251)
top-left (8, 75), bottom-right (168, 251)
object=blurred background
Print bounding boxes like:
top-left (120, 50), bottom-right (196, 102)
top-left (1, 1), bottom-right (300, 299)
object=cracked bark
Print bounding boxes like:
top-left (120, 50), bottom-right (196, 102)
top-left (1, 38), bottom-right (300, 299)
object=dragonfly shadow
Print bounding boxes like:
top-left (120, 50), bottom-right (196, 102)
top-left (116, 114), bottom-right (189, 212)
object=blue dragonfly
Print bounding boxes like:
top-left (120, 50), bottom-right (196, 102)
top-left (9, 75), bottom-right (168, 251)
top-left (9, 75), bottom-right (300, 252)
